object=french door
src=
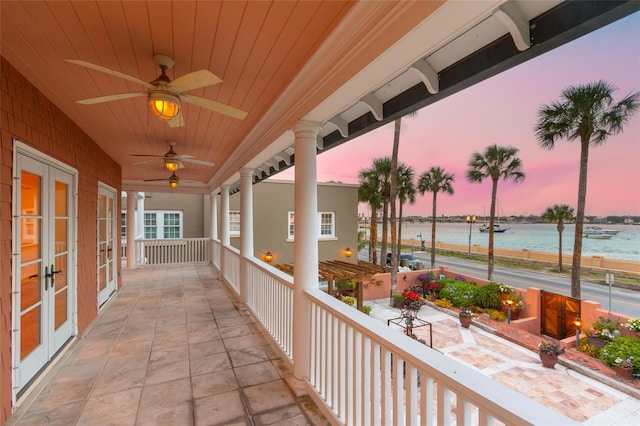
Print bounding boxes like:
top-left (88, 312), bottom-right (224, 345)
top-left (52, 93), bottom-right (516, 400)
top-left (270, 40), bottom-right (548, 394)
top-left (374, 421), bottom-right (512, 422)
top-left (13, 151), bottom-right (76, 396)
top-left (98, 185), bottom-right (117, 306)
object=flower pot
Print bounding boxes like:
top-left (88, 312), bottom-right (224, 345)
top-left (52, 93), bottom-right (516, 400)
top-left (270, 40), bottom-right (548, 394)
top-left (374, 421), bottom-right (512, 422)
top-left (501, 305), bottom-right (521, 321)
top-left (539, 353), bottom-right (558, 368)
top-left (615, 366), bottom-right (633, 379)
top-left (459, 316), bottom-right (472, 328)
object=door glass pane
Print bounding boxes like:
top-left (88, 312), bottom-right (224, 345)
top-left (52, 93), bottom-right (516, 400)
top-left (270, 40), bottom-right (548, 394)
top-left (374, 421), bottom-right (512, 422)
top-left (21, 172), bottom-right (41, 215)
top-left (55, 219), bottom-right (67, 253)
top-left (21, 307), bottom-right (41, 359)
top-left (98, 268), bottom-right (106, 292)
top-left (20, 264), bottom-right (41, 310)
top-left (55, 289), bottom-right (68, 329)
top-left (21, 219), bottom-right (40, 261)
top-left (55, 181), bottom-right (67, 216)
top-left (54, 254), bottom-right (68, 289)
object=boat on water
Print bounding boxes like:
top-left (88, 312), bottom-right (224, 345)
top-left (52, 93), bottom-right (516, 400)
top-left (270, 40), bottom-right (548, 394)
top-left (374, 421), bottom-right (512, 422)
top-left (479, 224), bottom-right (508, 233)
top-left (603, 230), bottom-right (620, 235)
top-left (584, 232), bottom-right (613, 239)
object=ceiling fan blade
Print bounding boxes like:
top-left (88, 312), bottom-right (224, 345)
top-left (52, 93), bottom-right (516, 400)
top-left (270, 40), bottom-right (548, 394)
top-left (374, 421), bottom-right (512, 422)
top-left (181, 158), bottom-right (215, 167)
top-left (131, 154), bottom-right (164, 158)
top-left (66, 59), bottom-right (154, 89)
top-left (169, 70), bottom-right (222, 92)
top-left (77, 92), bottom-right (146, 105)
top-left (182, 94), bottom-right (247, 120)
top-left (143, 178), bottom-right (168, 182)
top-left (168, 112), bottom-right (185, 128)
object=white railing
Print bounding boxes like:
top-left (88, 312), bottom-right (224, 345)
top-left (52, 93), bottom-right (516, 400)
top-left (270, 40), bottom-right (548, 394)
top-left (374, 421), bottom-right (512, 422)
top-left (222, 245), bottom-right (240, 294)
top-left (246, 258), bottom-right (294, 360)
top-left (212, 239), bottom-right (221, 269)
top-left (235, 256), bottom-right (576, 425)
top-left (134, 238), bottom-right (211, 266)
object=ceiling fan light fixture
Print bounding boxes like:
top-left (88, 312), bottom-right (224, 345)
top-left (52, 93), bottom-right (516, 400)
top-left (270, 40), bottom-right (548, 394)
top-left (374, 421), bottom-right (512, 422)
top-left (164, 158), bottom-right (180, 172)
top-left (169, 172), bottom-right (180, 188)
top-left (148, 90), bottom-right (180, 120)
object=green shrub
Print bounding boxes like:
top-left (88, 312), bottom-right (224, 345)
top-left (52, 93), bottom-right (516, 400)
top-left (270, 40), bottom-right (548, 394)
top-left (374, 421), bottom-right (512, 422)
top-left (578, 340), bottom-right (601, 358)
top-left (439, 281), bottom-right (480, 308)
top-left (337, 279), bottom-right (356, 290)
top-left (476, 282), bottom-right (502, 310)
top-left (487, 309), bottom-right (507, 322)
top-left (601, 337), bottom-right (640, 373)
top-left (360, 305), bottom-right (372, 315)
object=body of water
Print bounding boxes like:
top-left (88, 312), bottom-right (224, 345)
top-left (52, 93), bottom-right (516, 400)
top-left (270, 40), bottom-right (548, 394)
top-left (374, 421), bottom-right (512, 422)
top-left (366, 222), bottom-right (640, 262)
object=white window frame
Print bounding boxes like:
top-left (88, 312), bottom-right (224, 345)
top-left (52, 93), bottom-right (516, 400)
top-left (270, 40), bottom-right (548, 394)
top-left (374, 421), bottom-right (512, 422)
top-left (229, 210), bottom-right (241, 236)
top-left (122, 210), bottom-right (183, 239)
top-left (287, 211), bottom-right (336, 241)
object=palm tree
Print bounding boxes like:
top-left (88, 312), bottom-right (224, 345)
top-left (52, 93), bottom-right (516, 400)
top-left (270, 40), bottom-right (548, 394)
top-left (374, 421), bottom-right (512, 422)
top-left (541, 204), bottom-right (575, 272)
top-left (372, 157), bottom-right (392, 267)
top-left (396, 164), bottom-right (416, 263)
top-left (466, 145), bottom-right (525, 280)
top-left (535, 81), bottom-right (639, 298)
top-left (417, 167), bottom-right (455, 269)
top-left (358, 167), bottom-right (383, 264)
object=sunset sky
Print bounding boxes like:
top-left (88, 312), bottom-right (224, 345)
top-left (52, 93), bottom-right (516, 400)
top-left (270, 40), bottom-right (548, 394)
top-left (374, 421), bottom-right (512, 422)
top-left (275, 11), bottom-right (640, 218)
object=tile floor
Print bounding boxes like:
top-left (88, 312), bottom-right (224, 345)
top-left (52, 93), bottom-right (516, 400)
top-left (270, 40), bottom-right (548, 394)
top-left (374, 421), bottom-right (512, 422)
top-left (6, 265), bottom-right (640, 425)
top-left (6, 266), bottom-right (329, 426)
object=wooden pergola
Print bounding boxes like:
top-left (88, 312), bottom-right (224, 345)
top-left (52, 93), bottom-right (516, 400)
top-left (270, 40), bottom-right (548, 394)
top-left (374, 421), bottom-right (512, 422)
top-left (276, 260), bottom-right (384, 309)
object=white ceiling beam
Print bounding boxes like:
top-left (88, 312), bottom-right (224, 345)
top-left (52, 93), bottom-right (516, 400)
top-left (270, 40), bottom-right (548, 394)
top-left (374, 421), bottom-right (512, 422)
top-left (360, 93), bottom-right (384, 121)
top-left (409, 58), bottom-right (439, 94)
top-left (494, 1), bottom-right (530, 51)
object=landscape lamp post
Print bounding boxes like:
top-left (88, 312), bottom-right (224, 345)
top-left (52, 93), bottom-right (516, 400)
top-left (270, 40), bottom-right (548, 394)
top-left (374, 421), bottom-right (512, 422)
top-left (466, 215), bottom-right (476, 257)
top-left (574, 315), bottom-right (581, 349)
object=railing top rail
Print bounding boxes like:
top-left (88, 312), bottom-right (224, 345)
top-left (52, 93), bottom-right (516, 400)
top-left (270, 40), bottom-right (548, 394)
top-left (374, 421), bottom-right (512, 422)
top-left (247, 256), bottom-right (294, 287)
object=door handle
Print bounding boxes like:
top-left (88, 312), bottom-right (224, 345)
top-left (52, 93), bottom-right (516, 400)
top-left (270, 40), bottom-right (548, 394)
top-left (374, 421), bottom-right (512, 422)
top-left (50, 264), bottom-right (62, 288)
top-left (44, 265), bottom-right (50, 290)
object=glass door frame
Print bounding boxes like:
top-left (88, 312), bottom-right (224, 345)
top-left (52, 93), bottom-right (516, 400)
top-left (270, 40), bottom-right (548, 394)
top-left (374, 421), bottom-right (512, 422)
top-left (97, 183), bottom-right (118, 307)
top-left (11, 141), bottom-right (78, 404)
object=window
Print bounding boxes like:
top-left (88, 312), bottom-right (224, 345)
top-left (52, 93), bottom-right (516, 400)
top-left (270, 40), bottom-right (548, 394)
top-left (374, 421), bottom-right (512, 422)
top-left (229, 210), bottom-right (240, 236)
top-left (287, 211), bottom-right (335, 240)
top-left (121, 210), bottom-right (183, 239)
top-left (144, 213), bottom-right (157, 239)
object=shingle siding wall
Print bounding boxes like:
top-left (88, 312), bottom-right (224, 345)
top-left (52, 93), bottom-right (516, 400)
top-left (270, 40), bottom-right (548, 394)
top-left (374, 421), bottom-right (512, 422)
top-left (0, 57), bottom-right (122, 422)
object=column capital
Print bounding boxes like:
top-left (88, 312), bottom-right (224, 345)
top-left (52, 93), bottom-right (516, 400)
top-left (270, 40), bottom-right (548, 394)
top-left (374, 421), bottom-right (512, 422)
top-left (293, 120), bottom-right (323, 140)
top-left (240, 167), bottom-right (254, 178)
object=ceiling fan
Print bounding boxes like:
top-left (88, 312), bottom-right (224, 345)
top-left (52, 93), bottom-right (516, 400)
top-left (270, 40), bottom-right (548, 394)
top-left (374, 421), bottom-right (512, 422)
top-left (144, 172), bottom-right (200, 189)
top-left (132, 141), bottom-right (215, 172)
top-left (66, 54), bottom-right (247, 127)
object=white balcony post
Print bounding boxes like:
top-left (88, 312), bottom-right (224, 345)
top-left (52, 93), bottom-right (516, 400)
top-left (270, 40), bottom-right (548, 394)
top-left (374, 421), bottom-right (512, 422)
top-left (239, 168), bottom-right (254, 302)
top-left (135, 192), bottom-right (145, 239)
top-left (220, 185), bottom-right (230, 278)
top-left (291, 120), bottom-right (322, 393)
top-left (211, 191), bottom-right (219, 240)
top-left (126, 191), bottom-right (136, 268)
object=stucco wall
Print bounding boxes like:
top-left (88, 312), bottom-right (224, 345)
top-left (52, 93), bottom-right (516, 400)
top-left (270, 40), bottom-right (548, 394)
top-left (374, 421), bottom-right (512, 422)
top-left (0, 57), bottom-right (121, 421)
top-left (228, 179), bottom-right (359, 265)
top-left (142, 192), bottom-right (206, 238)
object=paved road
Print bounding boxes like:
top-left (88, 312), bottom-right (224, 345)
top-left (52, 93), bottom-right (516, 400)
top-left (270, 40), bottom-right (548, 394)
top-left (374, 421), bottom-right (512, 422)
top-left (363, 250), bottom-right (640, 317)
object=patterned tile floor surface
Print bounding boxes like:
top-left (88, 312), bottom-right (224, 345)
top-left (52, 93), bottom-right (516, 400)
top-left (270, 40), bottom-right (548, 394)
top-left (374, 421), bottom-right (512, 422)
top-left (371, 299), bottom-right (640, 425)
top-left (6, 264), bottom-right (639, 425)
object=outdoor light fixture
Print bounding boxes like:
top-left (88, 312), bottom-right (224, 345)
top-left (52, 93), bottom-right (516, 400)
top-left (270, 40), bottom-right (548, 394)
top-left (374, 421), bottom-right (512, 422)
top-left (574, 315), bottom-right (582, 349)
top-left (168, 172), bottom-right (179, 188)
top-left (466, 215), bottom-right (476, 257)
top-left (344, 248), bottom-right (353, 257)
top-left (148, 90), bottom-right (181, 121)
top-left (264, 252), bottom-right (273, 263)
top-left (506, 299), bottom-right (513, 324)
top-left (164, 158), bottom-right (180, 172)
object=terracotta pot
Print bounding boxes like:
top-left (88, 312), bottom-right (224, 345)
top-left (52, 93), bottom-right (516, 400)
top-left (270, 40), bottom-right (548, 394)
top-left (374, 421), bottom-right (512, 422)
top-left (615, 366), bottom-right (633, 379)
top-left (459, 316), bottom-right (472, 328)
top-left (539, 353), bottom-right (558, 368)
top-left (501, 305), bottom-right (521, 321)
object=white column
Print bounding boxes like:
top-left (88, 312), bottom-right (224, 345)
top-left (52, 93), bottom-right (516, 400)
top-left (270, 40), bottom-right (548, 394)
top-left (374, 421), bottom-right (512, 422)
top-left (135, 192), bottom-right (145, 239)
top-left (211, 191), bottom-right (219, 240)
top-left (126, 191), bottom-right (136, 268)
top-left (239, 168), bottom-right (254, 302)
top-left (291, 120), bottom-right (322, 392)
top-left (220, 185), bottom-right (230, 245)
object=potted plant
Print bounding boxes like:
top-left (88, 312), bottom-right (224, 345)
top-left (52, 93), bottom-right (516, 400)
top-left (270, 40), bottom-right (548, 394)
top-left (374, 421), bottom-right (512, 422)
top-left (459, 307), bottom-right (474, 328)
top-left (501, 294), bottom-right (524, 321)
top-left (496, 282), bottom-right (513, 301)
top-left (538, 340), bottom-right (565, 368)
top-left (587, 316), bottom-right (619, 348)
top-left (614, 357), bottom-right (634, 379)
top-left (400, 289), bottom-right (425, 311)
top-left (336, 279), bottom-right (356, 298)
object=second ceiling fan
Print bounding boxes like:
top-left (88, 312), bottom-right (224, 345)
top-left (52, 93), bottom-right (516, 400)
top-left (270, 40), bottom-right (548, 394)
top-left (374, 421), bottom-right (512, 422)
top-left (67, 54), bottom-right (248, 127)
top-left (132, 141), bottom-right (215, 172)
